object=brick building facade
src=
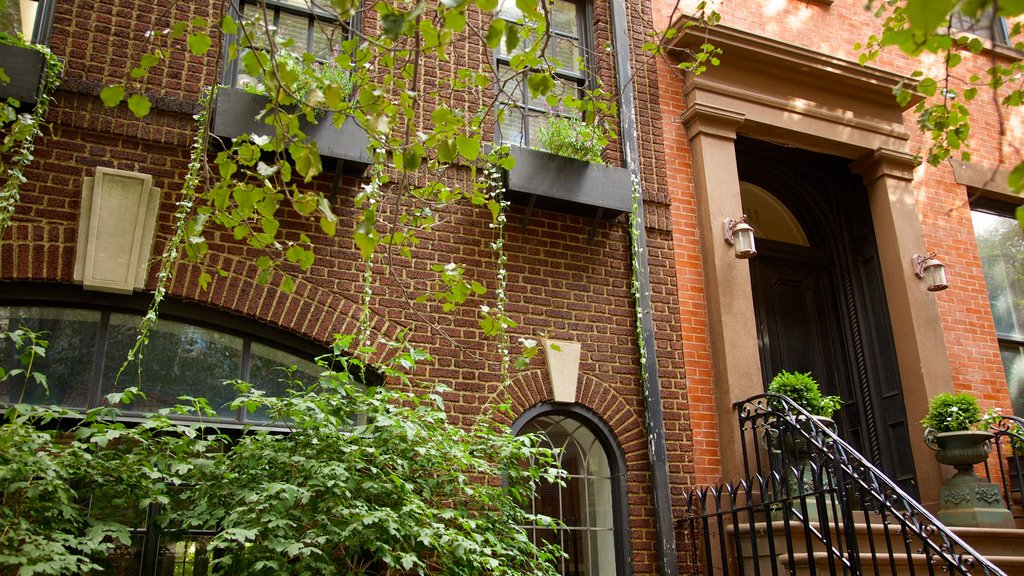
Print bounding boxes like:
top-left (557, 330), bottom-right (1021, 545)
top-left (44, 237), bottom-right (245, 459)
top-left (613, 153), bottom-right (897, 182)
top-left (0, 0), bottom-right (694, 574)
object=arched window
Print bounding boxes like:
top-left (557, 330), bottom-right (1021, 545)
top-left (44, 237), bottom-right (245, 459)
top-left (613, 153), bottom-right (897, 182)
top-left (515, 404), bottom-right (630, 576)
top-left (0, 284), bottom-right (329, 423)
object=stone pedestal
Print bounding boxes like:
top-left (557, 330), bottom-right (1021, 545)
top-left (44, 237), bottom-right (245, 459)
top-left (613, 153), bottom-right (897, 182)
top-left (938, 474), bottom-right (1015, 528)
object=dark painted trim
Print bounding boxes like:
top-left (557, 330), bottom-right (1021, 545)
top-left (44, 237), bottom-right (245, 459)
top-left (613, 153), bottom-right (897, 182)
top-left (513, 403), bottom-right (632, 576)
top-left (608, 0), bottom-right (679, 574)
top-left (0, 44), bottom-right (46, 105)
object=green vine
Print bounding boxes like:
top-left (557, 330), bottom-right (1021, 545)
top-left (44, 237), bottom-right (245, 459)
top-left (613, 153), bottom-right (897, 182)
top-left (113, 89), bottom-right (212, 398)
top-left (0, 36), bottom-right (63, 239)
top-left (628, 177), bottom-right (649, 385)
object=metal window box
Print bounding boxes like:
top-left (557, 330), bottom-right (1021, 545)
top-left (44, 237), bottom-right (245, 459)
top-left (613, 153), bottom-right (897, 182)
top-left (505, 145), bottom-right (632, 221)
top-left (210, 87), bottom-right (371, 176)
top-left (0, 43), bottom-right (48, 105)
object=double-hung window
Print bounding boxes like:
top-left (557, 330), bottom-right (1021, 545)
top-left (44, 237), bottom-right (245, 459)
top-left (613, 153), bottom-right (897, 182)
top-left (971, 200), bottom-right (1024, 417)
top-left (227, 0), bottom-right (348, 89)
top-left (495, 0), bottom-right (592, 148)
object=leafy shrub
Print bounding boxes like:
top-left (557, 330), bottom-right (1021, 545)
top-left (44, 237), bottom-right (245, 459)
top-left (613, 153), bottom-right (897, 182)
top-left (767, 370), bottom-right (842, 418)
top-left (535, 116), bottom-right (607, 164)
top-left (921, 392), bottom-right (982, 433)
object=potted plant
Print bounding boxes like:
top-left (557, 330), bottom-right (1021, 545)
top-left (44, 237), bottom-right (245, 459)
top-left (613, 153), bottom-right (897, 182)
top-left (211, 52), bottom-right (370, 175)
top-left (922, 393), bottom-right (1015, 527)
top-left (505, 116), bottom-right (632, 220)
top-left (921, 392), bottom-right (992, 473)
top-left (765, 370), bottom-right (841, 455)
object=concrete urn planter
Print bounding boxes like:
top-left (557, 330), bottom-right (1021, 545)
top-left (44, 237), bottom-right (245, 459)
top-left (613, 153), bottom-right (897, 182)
top-left (925, 429), bottom-right (1014, 528)
top-left (926, 430), bottom-right (993, 473)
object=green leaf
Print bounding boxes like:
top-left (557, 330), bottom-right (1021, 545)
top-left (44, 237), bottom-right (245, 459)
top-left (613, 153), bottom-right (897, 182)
top-left (456, 134), bottom-right (480, 161)
top-left (382, 13), bottom-right (407, 40)
top-left (904, 0), bottom-right (954, 34)
top-left (221, 14), bottom-right (238, 34)
top-left (354, 209), bottom-right (379, 261)
top-left (485, 19), bottom-right (505, 49)
top-left (127, 93), bottom-right (152, 118)
top-left (187, 33), bottom-right (212, 55)
top-left (1009, 162), bottom-right (1024, 194)
top-left (198, 273), bottom-right (213, 290)
top-left (100, 85), bottom-right (126, 108)
top-left (527, 73), bottom-right (554, 98)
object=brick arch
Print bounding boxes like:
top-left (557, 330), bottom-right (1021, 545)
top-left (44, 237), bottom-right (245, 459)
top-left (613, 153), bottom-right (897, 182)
top-left (164, 256), bottom-right (405, 347)
top-left (487, 369), bottom-right (643, 445)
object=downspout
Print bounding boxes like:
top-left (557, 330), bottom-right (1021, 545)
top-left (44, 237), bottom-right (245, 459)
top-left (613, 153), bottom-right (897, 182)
top-left (609, 2), bottom-right (679, 576)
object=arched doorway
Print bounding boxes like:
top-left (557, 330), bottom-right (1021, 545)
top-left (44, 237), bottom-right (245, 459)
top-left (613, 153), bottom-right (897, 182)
top-left (738, 137), bottom-right (919, 498)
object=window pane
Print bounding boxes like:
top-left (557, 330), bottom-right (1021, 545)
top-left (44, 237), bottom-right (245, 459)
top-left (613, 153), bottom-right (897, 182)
top-left (157, 536), bottom-right (214, 576)
top-left (548, 36), bottom-right (581, 74)
top-left (276, 10), bottom-right (310, 53)
top-left (101, 314), bottom-right (243, 418)
top-left (497, 64), bottom-right (525, 105)
top-left (526, 109), bottom-right (551, 147)
top-left (972, 210), bottom-right (1024, 339)
top-left (310, 17), bottom-right (343, 60)
top-left (520, 415), bottom-right (617, 576)
top-left (245, 341), bottom-right (319, 421)
top-left (0, 0), bottom-right (38, 41)
top-left (951, 9), bottom-right (1008, 43)
top-left (1000, 342), bottom-right (1024, 417)
top-left (550, 0), bottom-right (578, 36)
top-left (0, 306), bottom-right (99, 408)
top-left (498, 105), bottom-right (526, 146)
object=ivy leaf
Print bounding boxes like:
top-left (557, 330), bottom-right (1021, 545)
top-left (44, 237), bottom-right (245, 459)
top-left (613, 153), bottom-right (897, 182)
top-left (127, 93), bottom-right (152, 118)
top-left (527, 73), bottom-right (554, 98)
top-left (505, 23), bottom-right (520, 54)
top-left (354, 209), bottom-right (379, 261)
top-left (289, 142), bottom-right (323, 182)
top-left (221, 14), bottom-right (238, 34)
top-left (100, 85), bottom-right (126, 108)
top-left (281, 276), bottom-right (296, 293)
top-left (187, 33), bottom-right (212, 55)
top-left (198, 273), bottom-right (213, 290)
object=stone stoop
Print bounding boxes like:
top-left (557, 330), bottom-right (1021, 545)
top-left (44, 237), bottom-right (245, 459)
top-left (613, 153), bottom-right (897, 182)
top-left (730, 520), bottom-right (1024, 576)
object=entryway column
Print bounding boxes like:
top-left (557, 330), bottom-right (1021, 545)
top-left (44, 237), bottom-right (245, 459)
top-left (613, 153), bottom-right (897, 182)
top-left (851, 148), bottom-right (953, 509)
top-left (682, 103), bottom-right (762, 483)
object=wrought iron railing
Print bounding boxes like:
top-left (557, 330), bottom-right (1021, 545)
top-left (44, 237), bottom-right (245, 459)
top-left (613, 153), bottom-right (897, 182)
top-left (983, 413), bottom-right (1024, 520)
top-left (678, 393), bottom-right (1007, 576)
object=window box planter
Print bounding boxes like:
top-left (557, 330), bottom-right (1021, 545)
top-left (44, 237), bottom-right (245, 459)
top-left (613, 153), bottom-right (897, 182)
top-left (210, 87), bottom-right (372, 176)
top-left (0, 43), bottom-right (48, 105)
top-left (505, 145), bottom-right (632, 220)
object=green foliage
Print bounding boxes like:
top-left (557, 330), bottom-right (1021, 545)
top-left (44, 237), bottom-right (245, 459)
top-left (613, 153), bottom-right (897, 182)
top-left (0, 326), bottom-right (48, 403)
top-left (767, 370), bottom-right (842, 418)
top-left (535, 116), bottom-right (606, 164)
top-left (1, 337), bottom-right (565, 575)
top-left (0, 33), bottom-right (63, 240)
top-left (921, 392), bottom-right (983, 433)
top-left (861, 0), bottom-right (1024, 193)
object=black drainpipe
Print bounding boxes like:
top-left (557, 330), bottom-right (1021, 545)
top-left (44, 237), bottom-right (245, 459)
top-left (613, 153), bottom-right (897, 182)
top-left (608, 2), bottom-right (679, 576)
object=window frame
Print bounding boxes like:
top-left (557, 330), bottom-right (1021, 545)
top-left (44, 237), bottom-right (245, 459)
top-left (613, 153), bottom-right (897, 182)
top-left (971, 196), bottom-right (1024, 417)
top-left (950, 7), bottom-right (1011, 45)
top-left (493, 0), bottom-right (596, 148)
top-left (512, 402), bottom-right (632, 576)
top-left (0, 283), bottom-right (339, 425)
top-left (221, 0), bottom-right (358, 88)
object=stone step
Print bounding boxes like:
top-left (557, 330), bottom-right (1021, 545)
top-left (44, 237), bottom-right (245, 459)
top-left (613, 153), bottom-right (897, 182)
top-left (783, 552), bottom-right (1024, 576)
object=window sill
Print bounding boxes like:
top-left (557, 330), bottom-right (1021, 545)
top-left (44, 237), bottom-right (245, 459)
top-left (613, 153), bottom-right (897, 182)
top-left (505, 145), bottom-right (632, 220)
top-left (0, 43), bottom-right (48, 105)
top-left (210, 86), bottom-right (372, 176)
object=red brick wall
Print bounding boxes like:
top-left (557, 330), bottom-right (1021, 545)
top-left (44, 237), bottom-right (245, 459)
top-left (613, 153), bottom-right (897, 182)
top-left (0, 0), bottom-right (692, 573)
